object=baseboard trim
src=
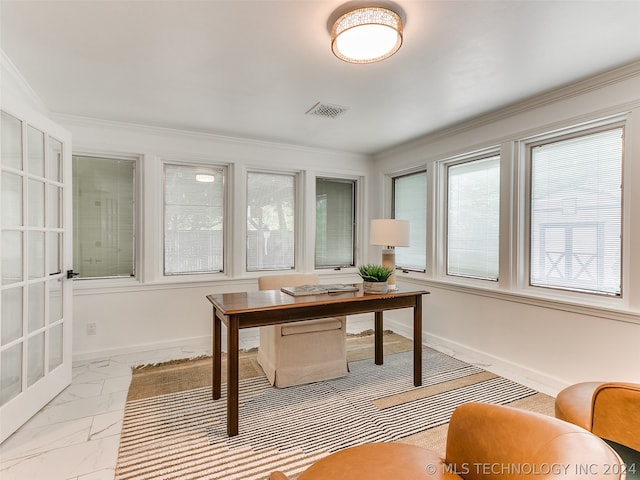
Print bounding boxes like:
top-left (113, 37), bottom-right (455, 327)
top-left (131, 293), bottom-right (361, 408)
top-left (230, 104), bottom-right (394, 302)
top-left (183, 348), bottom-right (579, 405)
top-left (73, 317), bottom-right (564, 398)
top-left (381, 318), bottom-right (563, 397)
top-left (72, 335), bottom-right (213, 363)
top-left (423, 331), bottom-right (565, 397)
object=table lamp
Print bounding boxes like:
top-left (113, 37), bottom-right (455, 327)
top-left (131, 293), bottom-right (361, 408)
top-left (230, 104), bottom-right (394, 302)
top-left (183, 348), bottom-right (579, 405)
top-left (369, 219), bottom-right (410, 290)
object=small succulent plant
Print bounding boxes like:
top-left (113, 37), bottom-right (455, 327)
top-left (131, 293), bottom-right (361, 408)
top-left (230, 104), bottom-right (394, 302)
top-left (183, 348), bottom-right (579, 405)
top-left (357, 264), bottom-right (393, 282)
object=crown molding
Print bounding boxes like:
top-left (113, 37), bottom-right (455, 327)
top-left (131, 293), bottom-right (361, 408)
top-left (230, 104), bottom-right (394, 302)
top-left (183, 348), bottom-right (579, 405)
top-left (0, 49), bottom-right (49, 114)
top-left (378, 60), bottom-right (640, 159)
top-left (50, 112), bottom-right (371, 162)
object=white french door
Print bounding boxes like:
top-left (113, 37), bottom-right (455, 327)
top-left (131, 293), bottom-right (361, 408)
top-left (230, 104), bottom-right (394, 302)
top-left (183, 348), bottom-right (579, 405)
top-left (1, 98), bottom-right (73, 443)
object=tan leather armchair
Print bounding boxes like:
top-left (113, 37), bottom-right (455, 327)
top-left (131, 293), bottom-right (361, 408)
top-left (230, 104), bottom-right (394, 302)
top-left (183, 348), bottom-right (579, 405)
top-left (256, 274), bottom-right (349, 388)
top-left (269, 402), bottom-right (624, 480)
top-left (445, 402), bottom-right (624, 480)
top-left (555, 382), bottom-right (640, 452)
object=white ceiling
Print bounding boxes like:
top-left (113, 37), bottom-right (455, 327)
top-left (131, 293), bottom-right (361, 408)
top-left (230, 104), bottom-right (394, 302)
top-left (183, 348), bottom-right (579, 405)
top-left (2, 0), bottom-right (640, 155)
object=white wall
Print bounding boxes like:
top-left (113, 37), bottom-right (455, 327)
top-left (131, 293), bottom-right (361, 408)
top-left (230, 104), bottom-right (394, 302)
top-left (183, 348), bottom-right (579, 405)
top-left (56, 115), bottom-right (372, 360)
top-left (6, 47), bottom-right (638, 393)
top-left (375, 63), bottom-right (640, 392)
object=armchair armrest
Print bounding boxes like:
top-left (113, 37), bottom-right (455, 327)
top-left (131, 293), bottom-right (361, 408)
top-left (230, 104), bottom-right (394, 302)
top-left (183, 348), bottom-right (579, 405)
top-left (268, 471), bottom-right (290, 480)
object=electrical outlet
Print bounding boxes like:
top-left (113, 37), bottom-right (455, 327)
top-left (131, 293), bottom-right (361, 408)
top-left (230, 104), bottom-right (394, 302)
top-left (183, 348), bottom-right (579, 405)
top-left (87, 323), bottom-right (97, 335)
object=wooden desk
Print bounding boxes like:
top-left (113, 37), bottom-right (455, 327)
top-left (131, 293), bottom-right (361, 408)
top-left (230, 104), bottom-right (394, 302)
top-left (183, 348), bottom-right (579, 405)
top-left (206, 287), bottom-right (429, 436)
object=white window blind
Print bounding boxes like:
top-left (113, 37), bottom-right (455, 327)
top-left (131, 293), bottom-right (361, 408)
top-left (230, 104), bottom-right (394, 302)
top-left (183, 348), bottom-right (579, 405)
top-left (247, 172), bottom-right (295, 271)
top-left (393, 171), bottom-right (426, 271)
top-left (164, 164), bottom-right (224, 275)
top-left (315, 177), bottom-right (355, 268)
top-left (72, 155), bottom-right (135, 279)
top-left (530, 127), bottom-right (623, 295)
top-left (447, 155), bottom-right (500, 280)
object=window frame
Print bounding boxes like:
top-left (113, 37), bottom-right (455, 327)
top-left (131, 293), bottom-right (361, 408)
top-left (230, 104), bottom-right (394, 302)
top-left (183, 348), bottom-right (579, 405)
top-left (391, 169), bottom-right (428, 273)
top-left (522, 120), bottom-right (625, 299)
top-left (71, 152), bottom-right (139, 282)
top-left (245, 168), bottom-right (299, 273)
top-left (443, 151), bottom-right (501, 282)
top-left (161, 161), bottom-right (227, 277)
top-left (314, 176), bottom-right (357, 270)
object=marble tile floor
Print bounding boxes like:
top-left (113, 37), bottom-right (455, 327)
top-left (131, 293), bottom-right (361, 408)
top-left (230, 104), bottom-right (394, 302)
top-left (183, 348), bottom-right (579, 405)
top-left (0, 328), bottom-right (263, 480)
top-left (1, 320), bottom-right (380, 480)
top-left (0, 320), bottom-right (558, 480)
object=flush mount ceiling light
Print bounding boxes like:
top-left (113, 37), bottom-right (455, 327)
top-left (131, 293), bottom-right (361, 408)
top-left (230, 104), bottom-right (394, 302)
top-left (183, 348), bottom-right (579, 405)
top-left (330, 4), bottom-right (403, 64)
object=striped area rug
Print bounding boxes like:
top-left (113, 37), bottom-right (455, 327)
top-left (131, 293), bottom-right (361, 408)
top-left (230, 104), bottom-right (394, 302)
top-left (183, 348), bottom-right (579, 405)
top-left (116, 337), bottom-right (553, 480)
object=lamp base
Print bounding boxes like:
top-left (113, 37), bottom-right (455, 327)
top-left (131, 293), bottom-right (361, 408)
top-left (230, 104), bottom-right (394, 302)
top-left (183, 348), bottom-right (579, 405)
top-left (381, 248), bottom-right (396, 289)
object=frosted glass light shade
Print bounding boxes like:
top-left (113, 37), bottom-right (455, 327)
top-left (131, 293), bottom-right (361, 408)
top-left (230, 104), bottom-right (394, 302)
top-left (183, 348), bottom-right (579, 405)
top-left (370, 219), bottom-right (410, 247)
top-left (331, 7), bottom-right (403, 64)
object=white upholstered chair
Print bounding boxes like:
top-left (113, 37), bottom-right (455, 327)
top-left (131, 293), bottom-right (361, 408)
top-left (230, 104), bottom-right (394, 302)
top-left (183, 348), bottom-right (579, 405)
top-left (256, 274), bottom-right (349, 388)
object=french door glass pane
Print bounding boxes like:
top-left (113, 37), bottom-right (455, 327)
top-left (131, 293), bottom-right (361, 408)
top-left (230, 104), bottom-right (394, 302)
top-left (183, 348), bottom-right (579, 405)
top-left (2, 231), bottom-right (22, 285)
top-left (48, 185), bottom-right (61, 228)
top-left (1, 287), bottom-right (23, 345)
top-left (48, 232), bottom-right (61, 275)
top-left (315, 178), bottom-right (355, 268)
top-left (27, 126), bottom-right (45, 177)
top-left (0, 344), bottom-right (22, 406)
top-left (48, 137), bottom-right (62, 182)
top-left (49, 324), bottom-right (63, 372)
top-left (246, 172), bottom-right (295, 271)
top-left (393, 171), bottom-right (427, 271)
top-left (28, 281), bottom-right (45, 332)
top-left (447, 155), bottom-right (500, 280)
top-left (49, 278), bottom-right (63, 323)
top-left (27, 179), bottom-right (45, 227)
top-left (1, 111), bottom-right (22, 170)
top-left (28, 231), bottom-right (45, 279)
top-left (530, 127), bottom-right (622, 295)
top-left (2, 173), bottom-right (22, 226)
top-left (27, 333), bottom-right (44, 387)
top-left (164, 165), bottom-right (224, 274)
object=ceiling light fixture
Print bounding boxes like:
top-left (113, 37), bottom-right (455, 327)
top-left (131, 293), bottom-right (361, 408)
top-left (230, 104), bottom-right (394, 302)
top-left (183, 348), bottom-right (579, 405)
top-left (330, 5), bottom-right (403, 64)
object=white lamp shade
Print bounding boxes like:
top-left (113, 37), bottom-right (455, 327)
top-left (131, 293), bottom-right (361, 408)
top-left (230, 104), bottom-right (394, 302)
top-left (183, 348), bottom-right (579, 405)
top-left (370, 219), bottom-right (410, 247)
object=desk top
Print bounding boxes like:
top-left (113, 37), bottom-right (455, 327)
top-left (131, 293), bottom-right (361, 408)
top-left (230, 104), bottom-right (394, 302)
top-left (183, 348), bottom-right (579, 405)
top-left (206, 287), bottom-right (429, 315)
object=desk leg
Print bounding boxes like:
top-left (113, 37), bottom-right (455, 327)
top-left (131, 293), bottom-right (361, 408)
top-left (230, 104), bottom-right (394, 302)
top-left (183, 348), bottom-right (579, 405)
top-left (212, 308), bottom-right (221, 400)
top-left (374, 311), bottom-right (383, 365)
top-left (227, 315), bottom-right (240, 436)
top-left (414, 295), bottom-right (423, 387)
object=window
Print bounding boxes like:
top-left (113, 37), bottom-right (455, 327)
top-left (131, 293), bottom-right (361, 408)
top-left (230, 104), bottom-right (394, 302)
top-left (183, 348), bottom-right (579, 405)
top-left (246, 172), bottom-right (295, 271)
top-left (164, 164), bottom-right (224, 275)
top-left (72, 155), bottom-right (135, 279)
top-left (315, 177), bottom-right (356, 268)
top-left (447, 155), bottom-right (500, 280)
top-left (393, 170), bottom-right (426, 271)
top-left (529, 127), bottom-right (623, 296)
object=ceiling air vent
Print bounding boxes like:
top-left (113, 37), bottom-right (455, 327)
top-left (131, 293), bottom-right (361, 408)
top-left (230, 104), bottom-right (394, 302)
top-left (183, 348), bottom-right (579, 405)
top-left (306, 102), bottom-right (349, 119)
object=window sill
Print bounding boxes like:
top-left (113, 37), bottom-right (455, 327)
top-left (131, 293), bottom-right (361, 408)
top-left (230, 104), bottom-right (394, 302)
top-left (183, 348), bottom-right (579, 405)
top-left (71, 274), bottom-right (250, 295)
top-left (397, 273), bottom-right (640, 326)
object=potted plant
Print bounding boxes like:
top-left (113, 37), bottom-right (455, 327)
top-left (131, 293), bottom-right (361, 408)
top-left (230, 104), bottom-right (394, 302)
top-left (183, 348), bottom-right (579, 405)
top-left (357, 264), bottom-right (393, 294)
